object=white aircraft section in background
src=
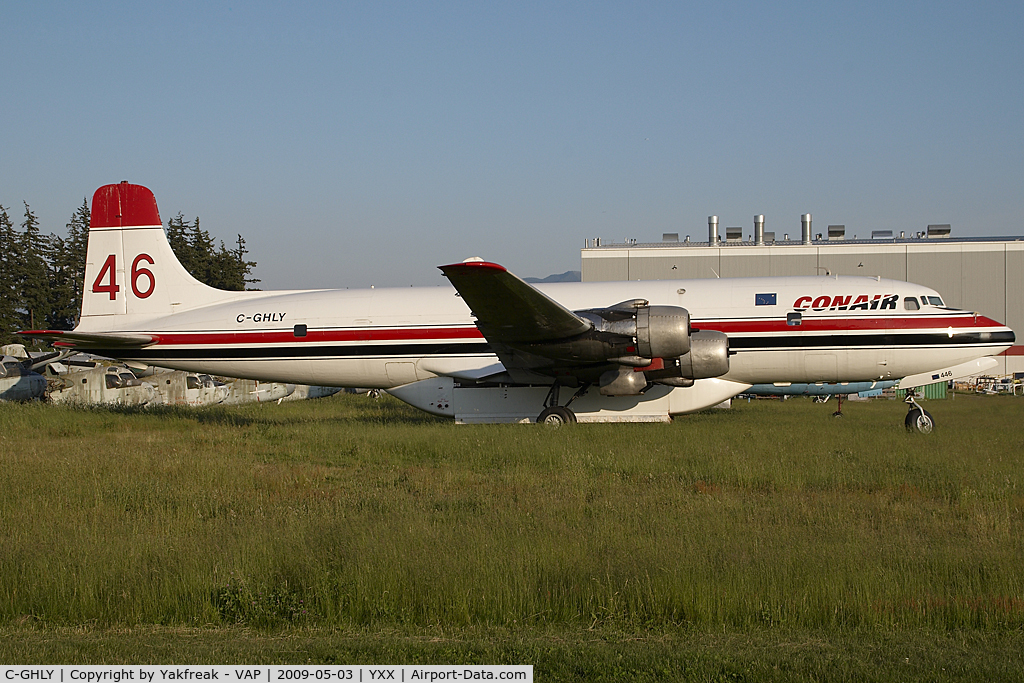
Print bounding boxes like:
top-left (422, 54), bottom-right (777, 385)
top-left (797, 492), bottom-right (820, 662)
top-left (19, 183), bottom-right (1015, 429)
top-left (47, 365), bottom-right (162, 407)
top-left (218, 377), bottom-right (294, 405)
top-left (280, 385), bottom-right (344, 402)
top-left (0, 344), bottom-right (69, 402)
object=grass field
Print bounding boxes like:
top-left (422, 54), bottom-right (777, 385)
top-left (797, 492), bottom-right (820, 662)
top-left (1, 392), bottom-right (1022, 680)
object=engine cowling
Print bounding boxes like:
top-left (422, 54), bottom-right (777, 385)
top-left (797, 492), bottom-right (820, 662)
top-left (646, 330), bottom-right (730, 382)
top-left (562, 302), bottom-right (691, 363)
top-left (636, 306), bottom-right (691, 359)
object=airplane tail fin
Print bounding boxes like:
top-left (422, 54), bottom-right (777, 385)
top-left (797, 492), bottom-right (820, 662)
top-left (79, 182), bottom-right (238, 327)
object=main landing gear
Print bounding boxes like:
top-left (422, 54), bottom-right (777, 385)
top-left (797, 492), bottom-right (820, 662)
top-left (904, 390), bottom-right (935, 434)
top-left (537, 382), bottom-right (591, 426)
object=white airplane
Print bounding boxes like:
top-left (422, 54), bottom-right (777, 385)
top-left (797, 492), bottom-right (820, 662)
top-left (18, 182), bottom-right (1015, 430)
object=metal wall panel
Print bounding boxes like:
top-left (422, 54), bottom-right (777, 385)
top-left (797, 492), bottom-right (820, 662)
top-left (907, 243), bottom-right (963, 308)
top-left (817, 245), bottom-right (907, 280)
top-left (1005, 243), bottom-right (1024, 339)
top-left (768, 250), bottom-right (818, 277)
top-left (961, 245), bottom-right (1005, 321)
top-left (581, 250), bottom-right (629, 282)
top-left (634, 253), bottom-right (722, 280)
top-left (719, 250), bottom-right (772, 278)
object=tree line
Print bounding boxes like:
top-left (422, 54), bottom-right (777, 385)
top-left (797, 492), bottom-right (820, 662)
top-left (0, 199), bottom-right (258, 347)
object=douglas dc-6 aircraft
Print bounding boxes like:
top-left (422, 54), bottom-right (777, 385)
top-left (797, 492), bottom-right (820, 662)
top-left (19, 183), bottom-right (1015, 429)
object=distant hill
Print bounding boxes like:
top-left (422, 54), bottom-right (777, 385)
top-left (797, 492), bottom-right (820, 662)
top-left (524, 271), bottom-right (581, 283)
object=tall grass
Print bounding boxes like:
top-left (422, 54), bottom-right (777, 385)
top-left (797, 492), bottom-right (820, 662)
top-left (1, 394), bottom-right (1022, 631)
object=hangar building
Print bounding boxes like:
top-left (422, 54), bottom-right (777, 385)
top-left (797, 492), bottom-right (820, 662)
top-left (581, 216), bottom-right (1023, 375)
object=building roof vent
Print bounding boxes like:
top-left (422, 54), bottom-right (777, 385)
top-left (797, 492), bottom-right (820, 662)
top-left (871, 230), bottom-right (893, 239)
top-left (927, 224), bottom-right (951, 238)
top-left (828, 224), bottom-right (845, 240)
top-left (662, 233), bottom-right (679, 242)
top-left (725, 227), bottom-right (743, 242)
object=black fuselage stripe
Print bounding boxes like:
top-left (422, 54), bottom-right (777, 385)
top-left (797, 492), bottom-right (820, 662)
top-left (726, 331), bottom-right (1014, 349)
top-left (82, 331), bottom-right (1013, 361)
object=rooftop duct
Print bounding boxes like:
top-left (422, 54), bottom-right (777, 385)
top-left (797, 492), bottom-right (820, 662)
top-left (708, 216), bottom-right (719, 243)
top-left (754, 215), bottom-right (765, 246)
top-left (927, 224), bottom-right (951, 238)
top-left (801, 214), bottom-right (812, 244)
top-left (828, 224), bottom-right (845, 240)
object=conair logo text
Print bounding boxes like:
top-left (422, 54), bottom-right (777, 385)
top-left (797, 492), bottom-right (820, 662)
top-left (793, 294), bottom-right (898, 311)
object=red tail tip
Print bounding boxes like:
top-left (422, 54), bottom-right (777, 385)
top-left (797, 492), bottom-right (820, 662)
top-left (90, 183), bottom-right (162, 229)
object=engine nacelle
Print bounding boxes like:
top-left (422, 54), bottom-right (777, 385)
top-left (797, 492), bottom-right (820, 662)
top-left (598, 329), bottom-right (727, 396)
top-left (562, 302), bottom-right (690, 363)
top-left (636, 305), bottom-right (691, 359)
top-left (646, 330), bottom-right (730, 381)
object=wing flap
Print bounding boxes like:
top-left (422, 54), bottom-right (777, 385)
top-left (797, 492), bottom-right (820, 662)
top-left (439, 261), bottom-right (591, 343)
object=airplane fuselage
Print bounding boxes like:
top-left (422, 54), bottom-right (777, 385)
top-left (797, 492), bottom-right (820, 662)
top-left (72, 276), bottom-right (1011, 390)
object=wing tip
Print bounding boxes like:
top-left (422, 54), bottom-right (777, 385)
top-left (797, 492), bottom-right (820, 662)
top-left (438, 260), bottom-right (507, 274)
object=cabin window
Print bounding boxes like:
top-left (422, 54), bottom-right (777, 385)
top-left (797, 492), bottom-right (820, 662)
top-left (787, 311), bottom-right (802, 326)
top-left (293, 324), bottom-right (308, 338)
top-left (904, 297), bottom-right (920, 311)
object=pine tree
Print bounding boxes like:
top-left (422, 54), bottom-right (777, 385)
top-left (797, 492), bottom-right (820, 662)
top-left (17, 202), bottom-right (51, 332)
top-left (232, 234), bottom-right (260, 290)
top-left (164, 214), bottom-right (258, 291)
top-left (45, 233), bottom-right (79, 330)
top-left (65, 198), bottom-right (90, 306)
top-left (0, 205), bottom-right (19, 344)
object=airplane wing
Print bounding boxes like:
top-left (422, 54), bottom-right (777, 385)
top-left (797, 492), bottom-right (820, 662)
top-left (440, 260), bottom-right (597, 383)
top-left (17, 330), bottom-right (158, 348)
top-left (438, 261), bottom-right (592, 343)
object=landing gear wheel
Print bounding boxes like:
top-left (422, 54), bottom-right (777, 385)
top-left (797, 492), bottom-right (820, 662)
top-left (538, 406), bottom-right (576, 426)
top-left (905, 407), bottom-right (934, 434)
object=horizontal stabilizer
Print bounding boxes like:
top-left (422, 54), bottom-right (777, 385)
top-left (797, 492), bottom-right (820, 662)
top-left (17, 330), bottom-right (158, 348)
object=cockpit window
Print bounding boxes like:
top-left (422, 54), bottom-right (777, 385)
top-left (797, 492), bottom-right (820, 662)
top-left (186, 375), bottom-right (201, 390)
top-left (924, 295), bottom-right (944, 306)
top-left (105, 373), bottom-right (123, 389)
top-left (119, 372), bottom-right (140, 387)
top-left (904, 297), bottom-right (920, 311)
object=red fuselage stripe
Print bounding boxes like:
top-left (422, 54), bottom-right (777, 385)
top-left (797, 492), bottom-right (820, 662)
top-left (137, 313), bottom-right (1008, 348)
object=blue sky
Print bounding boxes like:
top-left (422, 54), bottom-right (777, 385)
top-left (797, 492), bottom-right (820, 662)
top-left (2, 1), bottom-right (1022, 289)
